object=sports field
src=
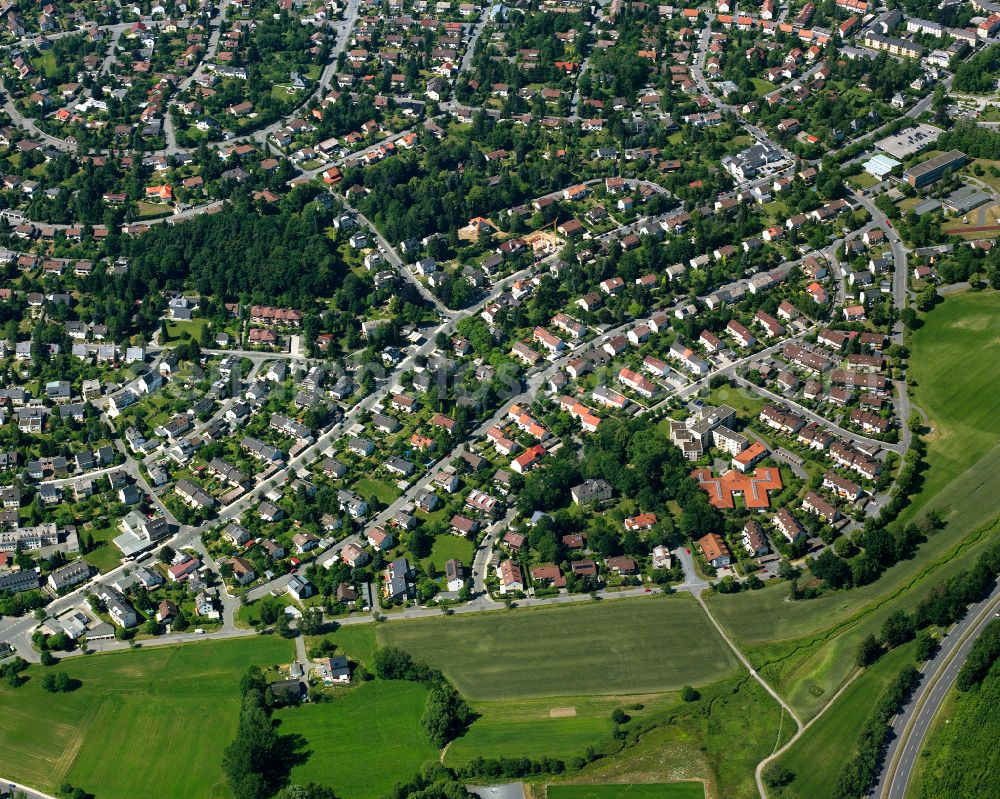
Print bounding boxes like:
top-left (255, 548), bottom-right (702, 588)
top-left (378, 597), bottom-right (740, 700)
top-left (0, 637), bottom-right (292, 798)
top-left (547, 784), bottom-right (705, 799)
top-left (275, 680), bottom-right (437, 799)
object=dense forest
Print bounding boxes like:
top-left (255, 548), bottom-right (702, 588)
top-left (122, 193), bottom-right (345, 308)
top-left (952, 44), bottom-right (999, 94)
top-left (937, 120), bottom-right (1000, 160)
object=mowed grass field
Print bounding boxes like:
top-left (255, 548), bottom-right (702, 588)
top-left (423, 534), bottom-right (475, 574)
top-left (275, 680), bottom-right (437, 799)
top-left (0, 637), bottom-right (293, 798)
top-left (547, 784), bottom-right (705, 799)
top-left (377, 597), bottom-right (740, 700)
top-left (445, 694), bottom-right (679, 767)
top-left (705, 291), bottom-right (1000, 718)
top-left (902, 290), bottom-right (1000, 526)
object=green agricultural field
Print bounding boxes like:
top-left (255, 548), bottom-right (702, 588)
top-left (275, 680), bottom-right (437, 799)
top-left (378, 597), bottom-right (739, 700)
top-left (445, 694), bottom-right (678, 767)
top-left (0, 637), bottom-right (292, 798)
top-left (902, 290), bottom-right (1000, 527)
top-left (705, 291), bottom-right (1000, 718)
top-left (547, 784), bottom-right (705, 799)
top-left (773, 642), bottom-right (915, 799)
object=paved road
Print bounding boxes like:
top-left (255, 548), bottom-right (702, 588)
top-left (0, 778), bottom-right (59, 799)
top-left (734, 374), bottom-right (903, 454)
top-left (459, 3), bottom-right (498, 74)
top-left (340, 196), bottom-right (457, 318)
top-left (850, 189), bottom-right (914, 449)
top-left (248, 0), bottom-right (363, 146)
top-left (875, 584), bottom-right (1000, 799)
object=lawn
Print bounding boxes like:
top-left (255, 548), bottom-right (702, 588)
top-left (750, 78), bottom-right (776, 96)
top-left (274, 680), bottom-right (437, 799)
top-left (137, 200), bottom-right (173, 219)
top-left (83, 543), bottom-right (123, 574)
top-left (704, 385), bottom-right (766, 418)
top-left (705, 290), bottom-right (1000, 718)
top-left (847, 171), bottom-right (878, 189)
top-left (306, 624), bottom-right (379, 667)
top-left (377, 597), bottom-right (739, 701)
top-left (0, 637), bottom-right (293, 798)
top-left (547, 785), bottom-right (704, 799)
top-left (964, 159), bottom-right (1000, 194)
top-left (165, 318), bottom-right (209, 342)
top-left (32, 51), bottom-right (59, 78)
top-left (422, 534), bottom-right (475, 575)
top-left (773, 642), bottom-right (915, 799)
top-left (353, 477), bottom-right (400, 506)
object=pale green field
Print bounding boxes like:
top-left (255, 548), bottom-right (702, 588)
top-left (378, 597), bottom-right (740, 700)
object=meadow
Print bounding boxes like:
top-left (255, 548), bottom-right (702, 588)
top-left (274, 680), bottom-right (437, 799)
top-left (772, 642), bottom-right (916, 799)
top-left (546, 784), bottom-right (705, 799)
top-left (444, 694), bottom-right (679, 766)
top-left (542, 676), bottom-right (790, 799)
top-left (377, 597), bottom-right (740, 700)
top-left (0, 637), bottom-right (292, 798)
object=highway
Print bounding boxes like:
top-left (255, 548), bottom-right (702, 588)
top-left (875, 584), bottom-right (1000, 799)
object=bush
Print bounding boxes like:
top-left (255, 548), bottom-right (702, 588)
top-left (680, 685), bottom-right (700, 702)
top-left (856, 634), bottom-right (883, 668)
top-left (956, 620), bottom-right (1000, 692)
top-left (763, 763), bottom-right (794, 788)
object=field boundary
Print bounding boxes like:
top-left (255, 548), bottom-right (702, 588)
top-left (754, 668), bottom-right (863, 799)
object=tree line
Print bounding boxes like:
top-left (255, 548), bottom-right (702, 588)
top-left (370, 647), bottom-right (473, 748)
